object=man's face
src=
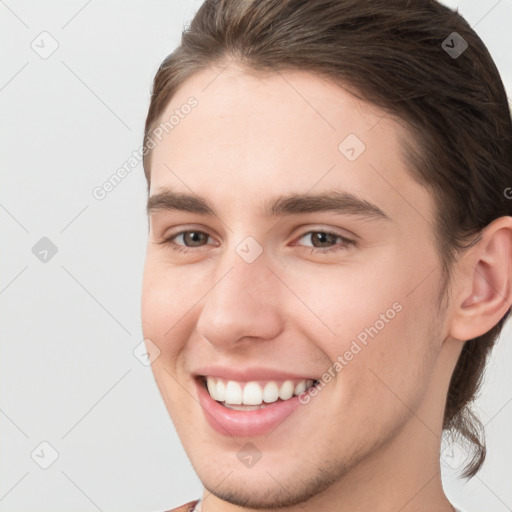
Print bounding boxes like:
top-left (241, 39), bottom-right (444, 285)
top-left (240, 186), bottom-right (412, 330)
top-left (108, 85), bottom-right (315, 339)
top-left (141, 65), bottom-right (450, 508)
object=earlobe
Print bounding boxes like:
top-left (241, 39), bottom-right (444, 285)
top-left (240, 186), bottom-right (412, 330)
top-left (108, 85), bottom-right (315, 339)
top-left (450, 217), bottom-right (512, 341)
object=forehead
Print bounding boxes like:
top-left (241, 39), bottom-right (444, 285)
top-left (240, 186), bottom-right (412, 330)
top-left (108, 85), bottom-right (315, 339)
top-left (148, 64), bottom-right (435, 229)
top-left (152, 65), bottom-right (388, 168)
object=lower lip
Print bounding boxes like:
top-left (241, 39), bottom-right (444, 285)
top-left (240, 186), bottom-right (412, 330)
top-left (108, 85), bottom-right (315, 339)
top-left (195, 378), bottom-right (306, 437)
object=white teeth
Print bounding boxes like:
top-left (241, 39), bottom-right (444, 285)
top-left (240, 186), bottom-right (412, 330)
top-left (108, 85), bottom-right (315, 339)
top-left (294, 380), bottom-right (306, 395)
top-left (278, 380), bottom-right (294, 400)
top-left (206, 377), bottom-right (218, 401)
top-left (224, 381), bottom-right (242, 404)
top-left (243, 382), bottom-right (263, 405)
top-left (205, 377), bottom-right (316, 405)
top-left (216, 379), bottom-right (226, 402)
top-left (262, 382), bottom-right (279, 403)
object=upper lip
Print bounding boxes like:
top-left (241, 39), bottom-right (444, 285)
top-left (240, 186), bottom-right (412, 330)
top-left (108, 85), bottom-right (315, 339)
top-left (193, 365), bottom-right (318, 382)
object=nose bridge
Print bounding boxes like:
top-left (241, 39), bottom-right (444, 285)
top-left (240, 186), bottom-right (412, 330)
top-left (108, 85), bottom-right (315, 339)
top-left (196, 242), bottom-right (283, 347)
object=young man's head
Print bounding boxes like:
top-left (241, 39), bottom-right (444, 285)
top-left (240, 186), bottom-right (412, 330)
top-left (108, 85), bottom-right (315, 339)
top-left (140, 1), bottom-right (512, 510)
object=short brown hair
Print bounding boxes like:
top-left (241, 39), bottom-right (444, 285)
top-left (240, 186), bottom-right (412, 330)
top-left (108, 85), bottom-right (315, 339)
top-left (142, 0), bottom-right (512, 478)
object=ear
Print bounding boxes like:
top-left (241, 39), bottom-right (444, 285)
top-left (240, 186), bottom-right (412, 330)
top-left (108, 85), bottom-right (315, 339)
top-left (449, 216), bottom-right (512, 342)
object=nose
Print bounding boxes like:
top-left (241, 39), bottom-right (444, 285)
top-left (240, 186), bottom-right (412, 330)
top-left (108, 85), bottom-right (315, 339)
top-left (195, 250), bottom-right (283, 350)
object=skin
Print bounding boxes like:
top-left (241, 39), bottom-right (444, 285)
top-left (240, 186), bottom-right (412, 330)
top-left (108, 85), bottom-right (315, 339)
top-left (141, 63), bottom-right (512, 512)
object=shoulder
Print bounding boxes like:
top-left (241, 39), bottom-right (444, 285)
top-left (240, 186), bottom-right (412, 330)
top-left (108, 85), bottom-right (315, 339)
top-left (160, 499), bottom-right (200, 512)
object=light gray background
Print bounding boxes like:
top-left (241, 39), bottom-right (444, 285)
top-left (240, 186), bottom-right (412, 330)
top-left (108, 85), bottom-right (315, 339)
top-left (1, 1), bottom-right (511, 511)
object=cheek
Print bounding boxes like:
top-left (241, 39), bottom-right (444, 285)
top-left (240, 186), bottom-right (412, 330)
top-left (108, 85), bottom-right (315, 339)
top-left (285, 253), bottom-right (440, 390)
top-left (340, 271), bottom-right (441, 418)
top-left (280, 253), bottom-right (406, 341)
top-left (141, 257), bottom-right (202, 356)
top-left (141, 260), bottom-right (200, 421)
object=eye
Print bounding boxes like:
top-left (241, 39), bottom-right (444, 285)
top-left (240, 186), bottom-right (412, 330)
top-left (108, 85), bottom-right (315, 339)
top-left (157, 228), bottom-right (355, 255)
top-left (158, 230), bottom-right (215, 253)
top-left (294, 230), bottom-right (355, 254)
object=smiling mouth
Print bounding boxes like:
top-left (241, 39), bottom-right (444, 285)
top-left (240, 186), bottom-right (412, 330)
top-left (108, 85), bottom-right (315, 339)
top-left (199, 375), bottom-right (320, 411)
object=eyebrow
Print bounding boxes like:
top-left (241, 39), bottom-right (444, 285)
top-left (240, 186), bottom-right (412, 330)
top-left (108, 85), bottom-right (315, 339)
top-left (146, 187), bottom-right (390, 221)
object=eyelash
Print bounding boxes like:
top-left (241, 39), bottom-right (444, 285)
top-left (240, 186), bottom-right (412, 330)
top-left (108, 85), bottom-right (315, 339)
top-left (158, 229), bottom-right (355, 254)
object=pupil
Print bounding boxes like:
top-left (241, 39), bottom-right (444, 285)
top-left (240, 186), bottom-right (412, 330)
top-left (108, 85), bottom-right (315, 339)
top-left (185, 231), bottom-right (205, 246)
top-left (313, 232), bottom-right (334, 247)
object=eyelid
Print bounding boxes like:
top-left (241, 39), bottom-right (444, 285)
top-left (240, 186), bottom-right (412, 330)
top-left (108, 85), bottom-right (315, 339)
top-left (158, 227), bottom-right (218, 247)
top-left (293, 230), bottom-right (354, 244)
top-left (159, 224), bottom-right (355, 243)
top-left (159, 224), bottom-right (217, 241)
top-left (290, 224), bottom-right (358, 242)
top-left (289, 230), bottom-right (356, 254)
